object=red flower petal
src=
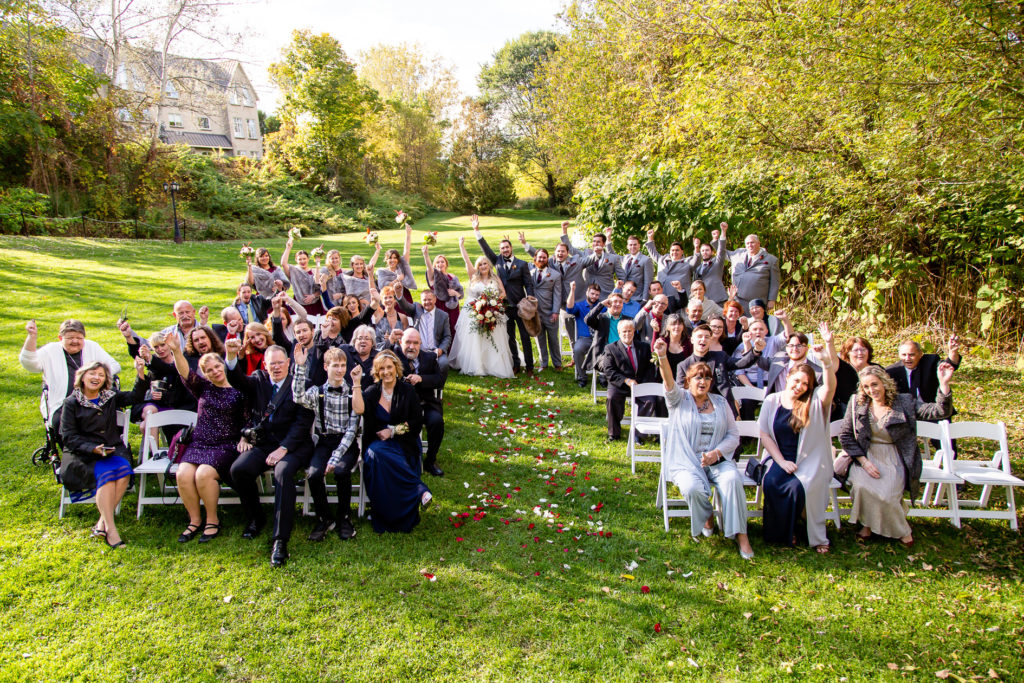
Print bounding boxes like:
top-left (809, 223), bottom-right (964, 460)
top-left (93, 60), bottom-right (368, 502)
top-left (654, 623), bottom-right (662, 633)
top-left (641, 585), bottom-right (650, 594)
top-left (455, 537), bottom-right (463, 542)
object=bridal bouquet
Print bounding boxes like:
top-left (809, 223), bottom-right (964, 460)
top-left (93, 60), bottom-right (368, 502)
top-left (310, 245), bottom-right (325, 262)
top-left (422, 231), bottom-right (438, 246)
top-left (365, 230), bottom-right (379, 246)
top-left (467, 286), bottom-right (506, 349)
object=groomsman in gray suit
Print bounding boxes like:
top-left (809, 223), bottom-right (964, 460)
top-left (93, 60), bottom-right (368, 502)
top-left (560, 222), bottom-right (622, 297)
top-left (645, 227), bottom-right (693, 294)
top-left (728, 233), bottom-right (780, 313)
top-left (529, 248), bottom-right (563, 371)
top-left (690, 222), bottom-right (729, 304)
top-left (620, 234), bottom-right (654, 303)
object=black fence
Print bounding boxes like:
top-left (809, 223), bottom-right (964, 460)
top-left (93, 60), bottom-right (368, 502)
top-left (0, 212), bottom-right (190, 239)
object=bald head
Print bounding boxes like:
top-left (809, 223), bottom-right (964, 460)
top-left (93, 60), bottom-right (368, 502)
top-left (173, 300), bottom-right (196, 331)
top-left (401, 328), bottom-right (422, 359)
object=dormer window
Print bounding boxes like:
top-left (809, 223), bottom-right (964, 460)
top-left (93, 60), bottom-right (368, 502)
top-left (197, 116), bottom-right (211, 130)
top-left (165, 80), bottom-right (179, 99)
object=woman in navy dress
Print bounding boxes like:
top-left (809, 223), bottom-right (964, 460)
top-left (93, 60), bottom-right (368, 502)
top-left (165, 334), bottom-right (246, 543)
top-left (360, 350), bottom-right (431, 533)
top-left (60, 357), bottom-right (150, 549)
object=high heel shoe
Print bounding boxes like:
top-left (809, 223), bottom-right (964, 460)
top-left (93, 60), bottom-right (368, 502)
top-left (105, 537), bottom-right (127, 549)
top-left (739, 548), bottom-right (755, 560)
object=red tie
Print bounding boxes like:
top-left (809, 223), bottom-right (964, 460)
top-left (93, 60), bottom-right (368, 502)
top-left (626, 346), bottom-right (636, 371)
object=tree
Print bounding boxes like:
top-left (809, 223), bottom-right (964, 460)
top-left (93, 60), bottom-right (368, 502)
top-left (268, 30), bottom-right (374, 200)
top-left (441, 98), bottom-right (516, 213)
top-left (478, 31), bottom-right (564, 206)
top-left (258, 109), bottom-right (280, 136)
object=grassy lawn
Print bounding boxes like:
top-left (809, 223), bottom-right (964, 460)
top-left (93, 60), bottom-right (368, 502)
top-left (1, 210), bottom-right (1022, 682)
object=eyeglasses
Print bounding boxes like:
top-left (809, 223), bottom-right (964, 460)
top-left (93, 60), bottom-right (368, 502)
top-left (786, 344), bottom-right (807, 350)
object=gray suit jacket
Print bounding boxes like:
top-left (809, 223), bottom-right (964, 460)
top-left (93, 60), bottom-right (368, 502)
top-left (729, 248), bottom-right (781, 303)
top-left (525, 244), bottom-right (585, 310)
top-left (561, 235), bottom-right (622, 297)
top-left (645, 240), bottom-right (693, 293)
top-left (619, 252), bottom-right (654, 302)
top-left (689, 238), bottom-right (728, 303)
top-left (529, 265), bottom-right (563, 318)
top-left (395, 299), bottom-right (453, 354)
top-left (756, 352), bottom-right (823, 395)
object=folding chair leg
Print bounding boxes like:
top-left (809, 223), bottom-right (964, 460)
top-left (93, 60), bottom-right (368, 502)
top-left (1007, 487), bottom-right (1018, 532)
top-left (661, 476), bottom-right (670, 532)
top-left (137, 473), bottom-right (146, 519)
top-left (829, 490), bottom-right (842, 529)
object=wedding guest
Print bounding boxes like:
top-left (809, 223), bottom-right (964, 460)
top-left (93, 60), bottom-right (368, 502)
top-left (756, 331), bottom-right (823, 396)
top-left (376, 223), bottom-right (418, 302)
top-left (342, 325), bottom-right (379, 382)
top-left (646, 228), bottom-right (693, 294)
top-left (124, 330), bottom-right (196, 428)
top-left (292, 345), bottom-right (364, 542)
top-left (618, 280), bottom-right (643, 318)
top-left (164, 334), bottom-right (245, 544)
top-left (372, 284), bottom-right (410, 350)
top-left (161, 300), bottom-right (198, 349)
top-left (633, 294), bottom-right (670, 346)
top-left (360, 350), bottom-right (432, 533)
top-left (720, 301), bottom-right (745, 355)
top-left (340, 292), bottom-right (379, 343)
top-left (576, 233), bottom-right (623, 297)
top-left (280, 237), bottom-right (326, 317)
top-left (649, 280), bottom-right (686, 314)
top-left (690, 223), bottom-right (729, 304)
top-left (728, 233), bottom-right (780, 313)
top-left (339, 247), bottom-right (381, 305)
top-left (394, 329), bottom-right (446, 476)
top-left (599, 320), bottom-right (655, 442)
top-left (654, 338), bottom-right (754, 558)
top-left (246, 247), bottom-right (290, 299)
top-left (215, 307), bottom-right (245, 342)
top-left (264, 292), bottom-right (308, 345)
top-left (524, 231), bottom-right (585, 349)
top-left (318, 249), bottom-right (347, 308)
top-left (676, 324), bottom-right (764, 412)
top-left (584, 291), bottom-right (627, 378)
top-left (422, 245), bottom-right (464, 338)
top-left (707, 315), bottom-right (728, 353)
top-left (185, 326), bottom-right (226, 369)
top-left (226, 342), bottom-right (314, 567)
top-left (474, 215), bottom-right (535, 373)
top-left (758, 323), bottom-right (838, 552)
top-left (566, 282), bottom-right (602, 387)
top-left (658, 313), bottom-right (694, 380)
top-left (683, 299), bottom-right (705, 332)
top-left (621, 235), bottom-right (654, 303)
top-left (59, 357), bottom-right (150, 549)
top-left (234, 283), bottom-right (270, 326)
top-left (239, 322), bottom-right (274, 376)
top-left (395, 289), bottom-right (453, 375)
top-left (839, 364), bottom-right (954, 547)
top-left (885, 336), bottom-right (961, 403)
top-left (688, 280), bottom-right (723, 319)
top-left (530, 248), bottom-right (564, 372)
top-left (835, 336), bottom-right (880, 419)
top-left (745, 298), bottom-right (783, 336)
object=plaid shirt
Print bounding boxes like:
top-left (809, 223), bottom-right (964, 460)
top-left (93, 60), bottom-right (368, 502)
top-left (292, 366), bottom-right (360, 468)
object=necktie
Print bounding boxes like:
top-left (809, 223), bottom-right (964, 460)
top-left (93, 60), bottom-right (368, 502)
top-left (701, 260), bottom-right (711, 275)
top-left (247, 302), bottom-right (256, 323)
top-left (412, 358), bottom-right (420, 374)
top-left (626, 346), bottom-right (636, 371)
top-left (536, 270), bottom-right (542, 284)
top-left (626, 257), bottom-right (633, 272)
top-left (269, 383), bottom-right (278, 400)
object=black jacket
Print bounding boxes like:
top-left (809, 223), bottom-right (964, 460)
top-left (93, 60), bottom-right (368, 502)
top-left (599, 341), bottom-right (655, 390)
top-left (393, 347), bottom-right (445, 412)
top-left (676, 348), bottom-right (761, 409)
top-left (886, 354), bottom-right (960, 406)
top-left (360, 381), bottom-right (424, 456)
top-left (226, 363), bottom-right (313, 456)
top-left (477, 235), bottom-right (535, 305)
top-left (584, 303), bottom-right (628, 367)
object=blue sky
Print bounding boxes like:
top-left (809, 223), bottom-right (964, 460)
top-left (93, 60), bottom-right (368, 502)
top-left (226, 0), bottom-right (566, 112)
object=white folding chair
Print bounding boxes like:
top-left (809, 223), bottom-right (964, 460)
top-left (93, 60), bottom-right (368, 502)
top-left (730, 385), bottom-right (766, 404)
top-left (626, 383), bottom-right (666, 473)
top-left (734, 419), bottom-right (764, 519)
top-left (909, 420), bottom-right (963, 527)
top-left (591, 369), bottom-right (607, 404)
top-left (134, 410), bottom-right (198, 518)
top-left (825, 419), bottom-right (844, 528)
top-left (59, 409), bottom-right (132, 519)
top-left (944, 421), bottom-right (1023, 530)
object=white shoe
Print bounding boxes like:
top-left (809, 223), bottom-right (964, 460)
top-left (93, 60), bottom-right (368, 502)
top-left (421, 491), bottom-right (433, 509)
top-left (739, 548), bottom-right (755, 560)
top-left (701, 525), bottom-right (714, 538)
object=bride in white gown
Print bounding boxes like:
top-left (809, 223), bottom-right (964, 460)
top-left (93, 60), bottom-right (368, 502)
top-left (449, 236), bottom-right (515, 378)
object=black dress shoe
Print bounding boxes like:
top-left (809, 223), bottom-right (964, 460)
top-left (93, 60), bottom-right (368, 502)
top-left (336, 517), bottom-right (356, 541)
top-left (606, 435), bottom-right (621, 443)
top-left (270, 540), bottom-right (289, 567)
top-left (242, 518), bottom-right (265, 540)
top-left (424, 463), bottom-right (444, 477)
top-left (576, 379), bottom-right (587, 388)
top-left (307, 519), bottom-right (335, 542)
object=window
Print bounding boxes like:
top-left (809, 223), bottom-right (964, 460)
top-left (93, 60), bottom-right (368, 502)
top-left (233, 117), bottom-right (244, 137)
top-left (240, 87), bottom-right (253, 107)
top-left (230, 88), bottom-right (239, 105)
top-left (247, 119), bottom-right (259, 139)
top-left (165, 80), bottom-right (179, 99)
top-left (115, 64), bottom-right (129, 89)
top-left (197, 116), bottom-right (211, 130)
top-left (116, 108), bottom-right (132, 122)
top-left (168, 113), bottom-right (183, 128)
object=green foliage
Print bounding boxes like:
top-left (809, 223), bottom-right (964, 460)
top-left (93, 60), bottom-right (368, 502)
top-left (441, 99), bottom-right (517, 213)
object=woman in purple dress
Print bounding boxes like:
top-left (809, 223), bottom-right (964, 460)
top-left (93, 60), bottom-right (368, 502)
top-left (166, 333), bottom-right (246, 543)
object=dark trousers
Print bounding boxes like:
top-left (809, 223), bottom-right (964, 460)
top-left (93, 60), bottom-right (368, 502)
top-left (606, 384), bottom-right (655, 439)
top-left (506, 305), bottom-right (534, 372)
top-left (422, 405), bottom-right (445, 468)
top-left (307, 434), bottom-right (359, 522)
top-left (229, 445), bottom-right (310, 541)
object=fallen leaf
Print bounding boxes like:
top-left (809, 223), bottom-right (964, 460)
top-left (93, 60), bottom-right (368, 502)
top-left (887, 663), bottom-right (898, 670)
top-left (620, 574), bottom-right (635, 581)
top-left (687, 658), bottom-right (699, 668)
top-left (743, 612), bottom-right (752, 620)
top-left (935, 670), bottom-right (950, 680)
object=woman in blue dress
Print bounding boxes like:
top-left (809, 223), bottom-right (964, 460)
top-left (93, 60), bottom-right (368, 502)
top-left (359, 350), bottom-right (431, 533)
top-left (758, 322), bottom-right (838, 553)
top-left (60, 356), bottom-right (151, 549)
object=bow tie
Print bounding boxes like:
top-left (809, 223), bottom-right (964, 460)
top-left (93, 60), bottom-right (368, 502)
top-left (326, 386), bottom-right (347, 393)
top-left (504, 259), bottom-right (514, 267)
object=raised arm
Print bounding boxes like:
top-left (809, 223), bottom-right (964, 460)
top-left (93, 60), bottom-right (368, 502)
top-left (367, 242), bottom-right (382, 271)
top-left (246, 258), bottom-right (255, 286)
top-left (280, 236), bottom-right (294, 276)
top-left (645, 228), bottom-right (663, 261)
top-left (459, 235), bottom-right (477, 278)
top-left (654, 337), bottom-right (675, 393)
top-left (473, 215), bottom-right (499, 264)
top-left (164, 331), bottom-right (190, 380)
top-left (774, 309), bottom-right (795, 340)
top-left (565, 281), bottom-right (577, 309)
top-left (815, 322), bottom-right (839, 409)
top-left (421, 245), bottom-right (435, 288)
top-left (715, 223), bottom-right (727, 265)
top-left (402, 222), bottom-right (413, 262)
top-left (281, 293), bottom-right (307, 321)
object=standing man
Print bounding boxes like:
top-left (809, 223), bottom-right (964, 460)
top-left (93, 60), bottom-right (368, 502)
top-left (728, 233), bottom-right (780, 313)
top-left (225, 342), bottom-right (315, 567)
top-left (646, 228), bottom-right (693, 295)
top-left (529, 248), bottom-right (563, 372)
top-left (621, 235), bottom-right (654, 303)
top-left (566, 282), bottom-right (602, 387)
top-left (560, 222), bottom-right (622, 297)
top-left (522, 230), bottom-right (585, 365)
top-left (394, 329), bottom-right (447, 477)
top-left (474, 215), bottom-right (536, 374)
top-left (234, 283), bottom-right (271, 326)
top-left (690, 223), bottom-right (729, 304)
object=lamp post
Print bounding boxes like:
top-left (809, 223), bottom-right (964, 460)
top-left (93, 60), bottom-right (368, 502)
top-left (163, 180), bottom-right (182, 243)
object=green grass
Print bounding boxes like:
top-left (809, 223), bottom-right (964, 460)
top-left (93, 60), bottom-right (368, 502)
top-left (1, 210), bottom-right (1022, 682)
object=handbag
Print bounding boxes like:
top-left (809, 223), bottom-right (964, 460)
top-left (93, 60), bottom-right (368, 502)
top-left (167, 425), bottom-right (194, 464)
top-left (744, 457), bottom-right (766, 485)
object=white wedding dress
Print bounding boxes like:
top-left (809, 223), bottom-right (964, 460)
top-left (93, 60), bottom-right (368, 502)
top-left (450, 280), bottom-right (515, 378)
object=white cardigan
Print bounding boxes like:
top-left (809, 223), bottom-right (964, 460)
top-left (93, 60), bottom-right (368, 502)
top-left (19, 340), bottom-right (121, 419)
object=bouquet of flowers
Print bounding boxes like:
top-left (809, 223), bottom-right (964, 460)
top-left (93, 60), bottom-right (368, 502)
top-left (239, 242), bottom-right (255, 260)
top-left (422, 231), bottom-right (439, 246)
top-left (393, 422), bottom-right (409, 436)
top-left (310, 245), bottom-right (325, 262)
top-left (365, 230), bottom-right (379, 246)
top-left (467, 286), bottom-right (506, 349)
top-left (395, 209), bottom-right (412, 227)
top-left (287, 226), bottom-right (302, 241)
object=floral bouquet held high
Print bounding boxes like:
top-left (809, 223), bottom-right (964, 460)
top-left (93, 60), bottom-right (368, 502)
top-left (239, 243), bottom-right (255, 261)
top-left (365, 229), bottom-right (379, 246)
top-left (422, 231), bottom-right (439, 246)
top-left (467, 286), bottom-right (506, 350)
top-left (395, 209), bottom-right (412, 228)
top-left (287, 226), bottom-right (302, 241)
top-left (310, 245), bottom-right (325, 262)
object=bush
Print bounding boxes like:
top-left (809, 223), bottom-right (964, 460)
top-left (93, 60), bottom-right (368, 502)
top-left (0, 188), bottom-right (51, 234)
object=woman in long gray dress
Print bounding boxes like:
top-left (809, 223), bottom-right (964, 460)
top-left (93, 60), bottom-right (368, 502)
top-left (839, 363), bottom-right (954, 547)
top-left (653, 338), bottom-right (754, 559)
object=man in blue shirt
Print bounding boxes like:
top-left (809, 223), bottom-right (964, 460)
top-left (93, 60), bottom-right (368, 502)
top-left (566, 281), bottom-right (602, 387)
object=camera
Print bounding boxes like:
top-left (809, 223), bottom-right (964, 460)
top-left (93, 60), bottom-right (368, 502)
top-left (241, 423), bottom-right (270, 448)
top-left (150, 379), bottom-right (167, 394)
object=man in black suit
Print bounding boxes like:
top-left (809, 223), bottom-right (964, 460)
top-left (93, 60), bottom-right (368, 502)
top-left (886, 336), bottom-right (961, 403)
top-left (584, 291), bottom-right (627, 372)
top-left (396, 290), bottom-right (453, 377)
top-left (225, 341), bottom-right (315, 567)
top-left (212, 306), bottom-right (245, 342)
top-left (395, 329), bottom-right (446, 476)
top-left (473, 214), bottom-right (536, 373)
top-left (599, 320), bottom-right (656, 442)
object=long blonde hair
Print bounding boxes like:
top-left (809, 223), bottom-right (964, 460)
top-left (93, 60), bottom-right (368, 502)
top-left (472, 256), bottom-right (499, 286)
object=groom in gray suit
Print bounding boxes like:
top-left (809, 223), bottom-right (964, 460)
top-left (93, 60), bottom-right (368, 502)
top-left (728, 233), bottom-right (780, 314)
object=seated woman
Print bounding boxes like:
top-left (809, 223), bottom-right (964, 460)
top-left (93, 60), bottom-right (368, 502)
top-left (164, 333), bottom-right (246, 543)
top-left (360, 350), bottom-right (431, 533)
top-left (375, 223), bottom-right (418, 302)
top-left (281, 235), bottom-right (327, 318)
top-left (246, 247), bottom-right (290, 299)
top-left (372, 284), bottom-right (409, 349)
top-left (422, 245), bottom-right (464, 338)
top-left (654, 338), bottom-right (754, 558)
top-left (60, 357), bottom-right (151, 548)
top-left (707, 315), bottom-right (728, 353)
top-left (239, 322), bottom-right (273, 376)
top-left (720, 301), bottom-right (745, 355)
top-left (758, 322), bottom-right (838, 553)
top-left (657, 313), bottom-right (693, 380)
top-left (744, 298), bottom-right (782, 337)
top-left (839, 364), bottom-right (953, 547)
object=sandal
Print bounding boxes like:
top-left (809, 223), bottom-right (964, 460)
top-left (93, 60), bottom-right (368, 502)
top-left (105, 537), bottom-right (127, 549)
top-left (90, 525), bottom-right (107, 539)
top-left (198, 523), bottom-right (221, 543)
top-left (815, 544), bottom-right (831, 554)
top-left (178, 523), bottom-right (201, 543)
